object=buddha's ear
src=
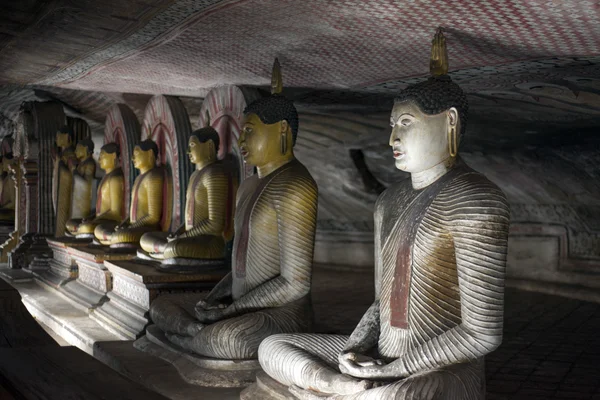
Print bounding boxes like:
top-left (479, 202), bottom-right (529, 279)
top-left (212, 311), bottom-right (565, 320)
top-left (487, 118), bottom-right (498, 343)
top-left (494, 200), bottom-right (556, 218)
top-left (447, 107), bottom-right (459, 127)
top-left (280, 120), bottom-right (289, 134)
top-left (207, 139), bottom-right (215, 155)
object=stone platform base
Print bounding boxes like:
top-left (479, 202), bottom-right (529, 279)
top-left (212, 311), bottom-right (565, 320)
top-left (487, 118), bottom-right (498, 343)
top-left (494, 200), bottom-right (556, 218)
top-left (92, 259), bottom-right (227, 340)
top-left (33, 237), bottom-right (91, 290)
top-left (4, 276), bottom-right (121, 354)
top-left (240, 372), bottom-right (296, 400)
top-left (158, 257), bottom-right (225, 274)
top-left (61, 246), bottom-right (135, 312)
top-left (0, 267), bottom-right (33, 283)
top-left (134, 325), bottom-right (261, 388)
top-left (0, 223), bottom-right (13, 248)
top-left (94, 340), bottom-right (242, 399)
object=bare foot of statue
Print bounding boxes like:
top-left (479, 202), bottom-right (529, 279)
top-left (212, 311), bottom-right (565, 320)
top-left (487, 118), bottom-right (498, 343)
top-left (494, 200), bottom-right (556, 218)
top-left (165, 332), bottom-right (196, 351)
top-left (185, 321), bottom-right (203, 337)
top-left (289, 385), bottom-right (331, 400)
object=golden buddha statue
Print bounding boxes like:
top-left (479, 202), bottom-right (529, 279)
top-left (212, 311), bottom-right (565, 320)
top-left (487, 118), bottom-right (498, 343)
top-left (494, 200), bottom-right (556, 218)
top-left (68, 143), bottom-right (124, 238)
top-left (65, 139), bottom-right (97, 235)
top-left (148, 59), bottom-right (318, 360)
top-left (257, 28), bottom-right (510, 400)
top-left (0, 154), bottom-right (15, 222)
top-left (95, 139), bottom-right (165, 248)
top-left (139, 122), bottom-right (236, 271)
top-left (53, 125), bottom-right (79, 237)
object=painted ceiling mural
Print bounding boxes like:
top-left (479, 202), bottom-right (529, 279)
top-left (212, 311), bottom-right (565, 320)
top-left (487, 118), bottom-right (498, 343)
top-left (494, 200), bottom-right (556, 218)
top-left (1, 0), bottom-right (600, 132)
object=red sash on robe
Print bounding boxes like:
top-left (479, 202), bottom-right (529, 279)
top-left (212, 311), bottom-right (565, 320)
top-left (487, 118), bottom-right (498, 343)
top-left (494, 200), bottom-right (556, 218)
top-left (390, 165), bottom-right (464, 328)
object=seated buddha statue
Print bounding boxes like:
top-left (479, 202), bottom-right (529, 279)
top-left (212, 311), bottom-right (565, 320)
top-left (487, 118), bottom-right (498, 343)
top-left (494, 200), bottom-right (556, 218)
top-left (53, 125), bottom-right (79, 237)
top-left (139, 123), bottom-right (236, 271)
top-left (257, 28), bottom-right (510, 400)
top-left (148, 58), bottom-right (318, 360)
top-left (65, 139), bottom-right (97, 235)
top-left (0, 154), bottom-right (15, 222)
top-left (68, 143), bottom-right (124, 238)
top-left (94, 139), bottom-right (165, 248)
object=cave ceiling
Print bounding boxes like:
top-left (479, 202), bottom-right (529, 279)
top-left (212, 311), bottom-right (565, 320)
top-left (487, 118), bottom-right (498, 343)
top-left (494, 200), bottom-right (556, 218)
top-left (1, 0), bottom-right (600, 143)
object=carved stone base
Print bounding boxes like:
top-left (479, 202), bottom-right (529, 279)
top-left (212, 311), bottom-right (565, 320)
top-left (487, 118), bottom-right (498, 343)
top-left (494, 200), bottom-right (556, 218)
top-left (158, 257), bottom-right (225, 274)
top-left (0, 223), bottom-right (14, 250)
top-left (0, 231), bottom-right (19, 263)
top-left (60, 246), bottom-right (134, 312)
top-left (134, 325), bottom-right (261, 388)
top-left (32, 237), bottom-right (91, 290)
top-left (0, 267), bottom-right (33, 283)
top-left (9, 233), bottom-right (52, 269)
top-left (92, 259), bottom-right (227, 340)
top-left (240, 372), bottom-right (295, 400)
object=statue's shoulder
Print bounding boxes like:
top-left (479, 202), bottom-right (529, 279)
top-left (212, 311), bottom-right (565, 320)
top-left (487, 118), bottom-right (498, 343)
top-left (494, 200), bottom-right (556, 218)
top-left (447, 167), bottom-right (506, 196)
top-left (375, 178), bottom-right (411, 211)
top-left (204, 160), bottom-right (229, 177)
top-left (146, 166), bottom-right (166, 182)
top-left (442, 167), bottom-right (509, 213)
top-left (110, 167), bottom-right (124, 178)
top-left (273, 159), bottom-right (317, 195)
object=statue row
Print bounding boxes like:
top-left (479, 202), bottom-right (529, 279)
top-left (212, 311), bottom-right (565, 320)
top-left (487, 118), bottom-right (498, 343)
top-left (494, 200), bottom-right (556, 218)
top-left (147, 29), bottom-right (509, 399)
top-left (52, 122), bottom-right (236, 267)
top-left (46, 28), bottom-right (509, 399)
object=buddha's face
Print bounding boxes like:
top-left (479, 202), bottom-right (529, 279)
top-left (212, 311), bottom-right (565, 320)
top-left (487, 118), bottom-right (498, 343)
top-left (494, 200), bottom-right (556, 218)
top-left (389, 100), bottom-right (458, 173)
top-left (56, 132), bottom-right (71, 148)
top-left (238, 113), bottom-right (285, 167)
top-left (187, 136), bottom-right (213, 165)
top-left (99, 150), bottom-right (116, 171)
top-left (75, 144), bottom-right (88, 160)
top-left (132, 146), bottom-right (155, 171)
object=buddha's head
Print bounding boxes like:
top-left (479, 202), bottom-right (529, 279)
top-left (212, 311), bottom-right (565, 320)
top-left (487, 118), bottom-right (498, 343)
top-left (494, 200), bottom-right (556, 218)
top-left (56, 125), bottom-right (74, 149)
top-left (239, 95), bottom-right (298, 168)
top-left (132, 139), bottom-right (158, 172)
top-left (99, 143), bottom-right (120, 172)
top-left (389, 75), bottom-right (468, 173)
top-left (188, 126), bottom-right (219, 166)
top-left (75, 139), bottom-right (94, 161)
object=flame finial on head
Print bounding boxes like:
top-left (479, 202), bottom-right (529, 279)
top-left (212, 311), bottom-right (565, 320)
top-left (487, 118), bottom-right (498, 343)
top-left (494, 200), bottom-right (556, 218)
top-left (271, 58), bottom-right (283, 95)
top-left (430, 27), bottom-right (449, 77)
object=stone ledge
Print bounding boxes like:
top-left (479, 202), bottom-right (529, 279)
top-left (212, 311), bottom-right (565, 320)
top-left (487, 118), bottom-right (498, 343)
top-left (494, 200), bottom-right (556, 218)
top-left (240, 371), bottom-right (296, 400)
top-left (94, 340), bottom-right (242, 400)
top-left (133, 325), bottom-right (261, 388)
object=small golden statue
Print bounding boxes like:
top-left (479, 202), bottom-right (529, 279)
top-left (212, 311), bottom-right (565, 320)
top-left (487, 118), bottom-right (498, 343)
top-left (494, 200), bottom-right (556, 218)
top-left (0, 154), bottom-right (15, 222)
top-left (69, 143), bottom-right (124, 238)
top-left (53, 125), bottom-right (79, 237)
top-left (65, 139), bottom-right (96, 235)
top-left (148, 58), bottom-right (318, 360)
top-left (139, 118), bottom-right (236, 271)
top-left (257, 28), bottom-right (510, 400)
top-left (95, 139), bottom-right (167, 248)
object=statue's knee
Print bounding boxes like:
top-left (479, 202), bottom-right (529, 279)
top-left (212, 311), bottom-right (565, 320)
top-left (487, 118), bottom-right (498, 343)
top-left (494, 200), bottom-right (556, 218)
top-left (139, 233), bottom-right (155, 252)
top-left (258, 334), bottom-right (291, 360)
top-left (149, 296), bottom-right (171, 322)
